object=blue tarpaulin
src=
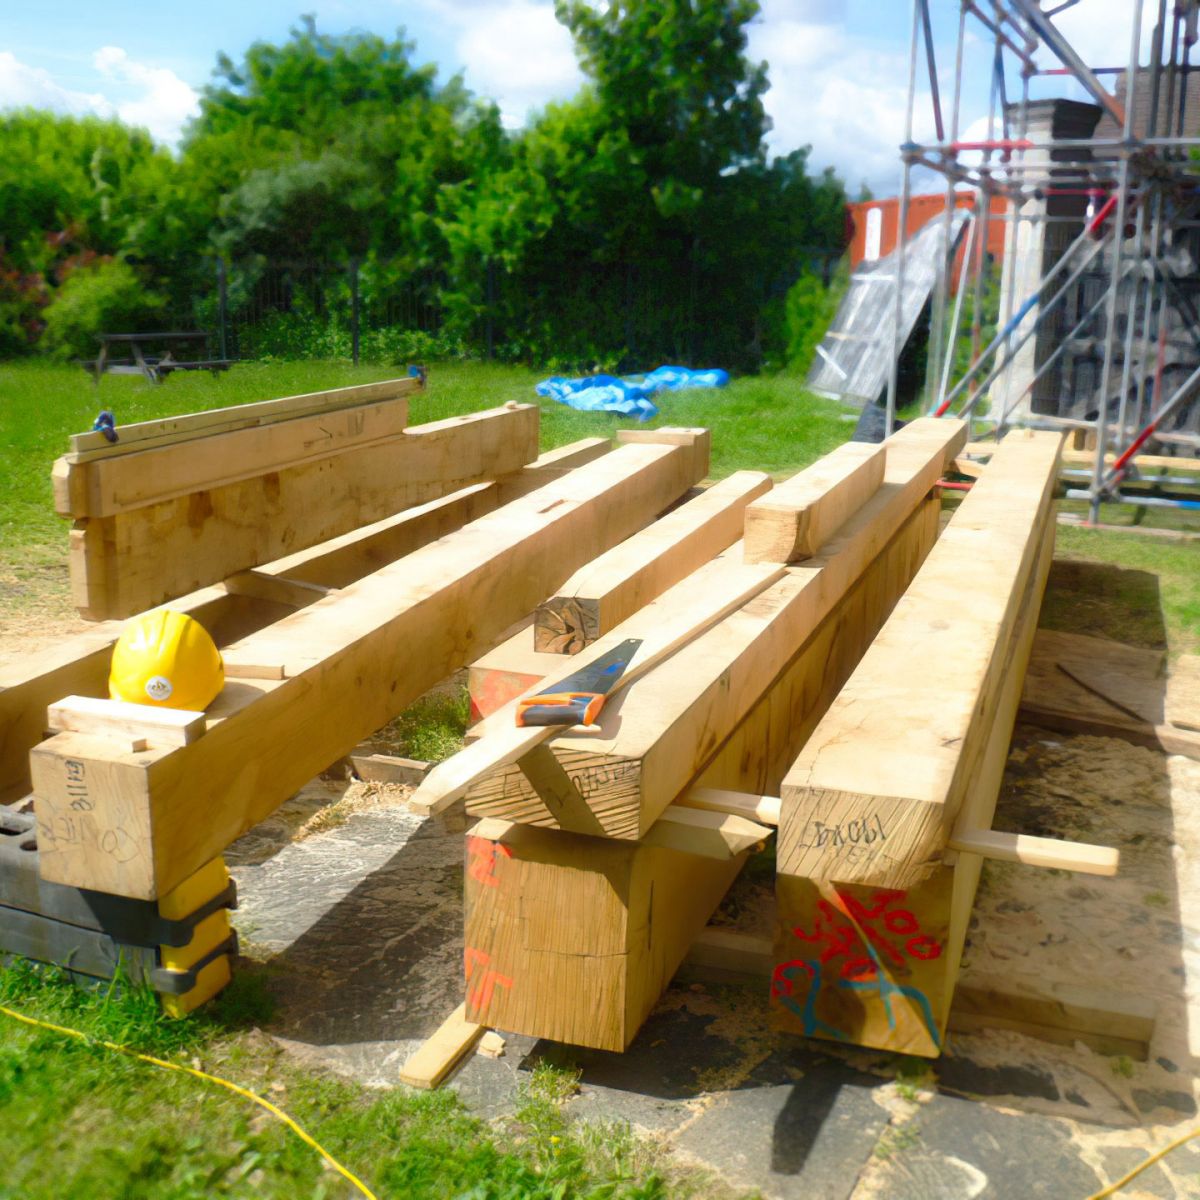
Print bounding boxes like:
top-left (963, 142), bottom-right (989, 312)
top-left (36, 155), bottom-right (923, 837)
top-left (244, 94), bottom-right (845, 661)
top-left (535, 365), bottom-right (730, 422)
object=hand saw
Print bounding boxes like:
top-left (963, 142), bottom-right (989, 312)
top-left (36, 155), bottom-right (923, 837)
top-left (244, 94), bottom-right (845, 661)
top-left (515, 638), bottom-right (643, 727)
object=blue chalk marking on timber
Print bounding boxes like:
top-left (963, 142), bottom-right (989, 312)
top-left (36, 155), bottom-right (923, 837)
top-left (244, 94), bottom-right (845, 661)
top-left (839, 939), bottom-right (941, 1049)
top-left (775, 960), bottom-right (848, 1042)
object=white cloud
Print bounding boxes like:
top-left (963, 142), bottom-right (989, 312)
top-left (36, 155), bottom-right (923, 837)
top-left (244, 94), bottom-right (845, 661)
top-left (749, 4), bottom-right (938, 197)
top-left (0, 47), bottom-right (196, 146)
top-left (1042, 0), bottom-right (1156, 75)
top-left (416, 0), bottom-right (583, 126)
top-left (93, 46), bottom-right (198, 144)
top-left (0, 50), bottom-right (112, 117)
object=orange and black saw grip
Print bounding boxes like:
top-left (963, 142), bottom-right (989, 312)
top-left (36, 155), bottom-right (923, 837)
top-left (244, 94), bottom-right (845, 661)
top-left (515, 638), bottom-right (643, 728)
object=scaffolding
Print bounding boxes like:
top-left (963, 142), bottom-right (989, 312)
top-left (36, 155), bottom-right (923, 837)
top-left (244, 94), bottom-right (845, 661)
top-left (889, 0), bottom-right (1200, 523)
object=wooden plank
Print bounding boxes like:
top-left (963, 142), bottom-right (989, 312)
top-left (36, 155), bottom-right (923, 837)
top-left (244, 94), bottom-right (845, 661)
top-left (398, 1003), bottom-right (484, 1088)
top-left (946, 827), bottom-right (1118, 875)
top-left (639, 804), bottom-right (773, 860)
top-left (410, 554), bottom-right (788, 819)
top-left (67, 376), bottom-right (421, 460)
top-left (675, 787), bottom-right (782, 827)
top-left (56, 396), bottom-right (411, 519)
top-left (223, 571), bottom-right (334, 610)
top-left (68, 404), bottom-right (541, 619)
top-left (1019, 629), bottom-right (1200, 760)
top-left (31, 439), bottom-right (700, 899)
top-left (349, 754), bottom-right (431, 786)
top-left (46, 696), bottom-right (206, 749)
top-left (463, 419), bottom-right (966, 840)
top-left (534, 470), bottom-right (772, 652)
top-left (462, 818), bottom-right (746, 1052)
top-left (685, 927), bottom-right (774, 978)
top-left (743, 441), bottom-right (885, 563)
top-left (968, 442), bottom-right (1197, 475)
top-left (772, 429), bottom-right (1062, 1057)
top-left (949, 975), bottom-right (1156, 1061)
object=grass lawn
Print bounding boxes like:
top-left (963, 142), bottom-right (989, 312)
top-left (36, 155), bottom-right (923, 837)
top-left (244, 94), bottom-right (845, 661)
top-left (0, 960), bottom-right (727, 1200)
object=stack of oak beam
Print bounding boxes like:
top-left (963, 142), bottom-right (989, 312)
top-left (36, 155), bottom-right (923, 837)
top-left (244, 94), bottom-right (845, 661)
top-left (411, 417), bottom-right (972, 1053)
top-left (412, 423), bottom-right (1130, 1065)
top-left (10, 384), bottom-right (710, 923)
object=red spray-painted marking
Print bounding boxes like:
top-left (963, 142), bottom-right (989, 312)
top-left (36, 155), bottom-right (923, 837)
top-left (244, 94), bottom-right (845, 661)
top-left (466, 836), bottom-right (513, 886)
top-left (464, 946), bottom-right (513, 1010)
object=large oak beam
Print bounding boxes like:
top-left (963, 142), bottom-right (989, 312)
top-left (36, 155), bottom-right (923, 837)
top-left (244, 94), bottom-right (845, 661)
top-left (772, 430), bottom-right (1063, 1057)
top-left (66, 403), bottom-right (541, 619)
top-left (462, 817), bottom-right (747, 1051)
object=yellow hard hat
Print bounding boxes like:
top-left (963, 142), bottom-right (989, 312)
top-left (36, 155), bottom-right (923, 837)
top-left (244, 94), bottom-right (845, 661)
top-left (109, 610), bottom-right (224, 711)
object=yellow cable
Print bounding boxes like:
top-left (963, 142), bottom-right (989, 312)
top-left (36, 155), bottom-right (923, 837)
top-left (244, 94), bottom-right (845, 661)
top-left (1085, 1123), bottom-right (1200, 1199)
top-left (0, 1002), bottom-right (378, 1200)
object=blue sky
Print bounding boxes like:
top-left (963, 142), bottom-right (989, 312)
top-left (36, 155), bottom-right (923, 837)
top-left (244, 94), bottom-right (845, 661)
top-left (1, 1), bottom-right (1137, 196)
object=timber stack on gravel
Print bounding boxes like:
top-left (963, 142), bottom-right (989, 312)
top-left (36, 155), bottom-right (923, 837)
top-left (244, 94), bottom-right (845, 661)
top-left (3, 373), bottom-right (1140, 1070)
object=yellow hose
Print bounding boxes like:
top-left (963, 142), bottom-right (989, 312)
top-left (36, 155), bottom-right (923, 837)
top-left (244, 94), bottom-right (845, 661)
top-left (0, 1002), bottom-right (378, 1200)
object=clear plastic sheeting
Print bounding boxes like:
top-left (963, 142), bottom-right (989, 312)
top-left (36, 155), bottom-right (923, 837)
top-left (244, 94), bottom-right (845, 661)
top-left (808, 211), bottom-right (968, 405)
top-left (536, 365), bottom-right (730, 421)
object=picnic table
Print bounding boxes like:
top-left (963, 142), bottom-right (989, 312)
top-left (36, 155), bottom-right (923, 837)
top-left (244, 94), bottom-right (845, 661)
top-left (83, 331), bottom-right (234, 384)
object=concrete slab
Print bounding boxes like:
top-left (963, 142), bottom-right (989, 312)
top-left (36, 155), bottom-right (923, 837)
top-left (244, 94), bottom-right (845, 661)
top-left (861, 1094), bottom-right (1101, 1199)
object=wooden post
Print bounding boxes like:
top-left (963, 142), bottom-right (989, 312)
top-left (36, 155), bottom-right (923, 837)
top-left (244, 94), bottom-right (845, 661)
top-left (462, 818), bottom-right (748, 1051)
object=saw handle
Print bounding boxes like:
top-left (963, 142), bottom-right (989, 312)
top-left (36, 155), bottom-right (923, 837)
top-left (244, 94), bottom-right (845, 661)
top-left (516, 692), bottom-right (605, 727)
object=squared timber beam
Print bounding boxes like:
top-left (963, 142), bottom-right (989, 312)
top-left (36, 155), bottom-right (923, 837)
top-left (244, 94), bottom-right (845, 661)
top-left (743, 441), bottom-right (886, 563)
top-left (66, 403), bottom-right (541, 619)
top-left (463, 818), bottom-right (747, 1051)
top-left (31, 438), bottom-right (701, 899)
top-left (772, 429), bottom-right (1063, 1057)
top-left (616, 427), bottom-right (711, 484)
top-left (534, 470), bottom-right (772, 653)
